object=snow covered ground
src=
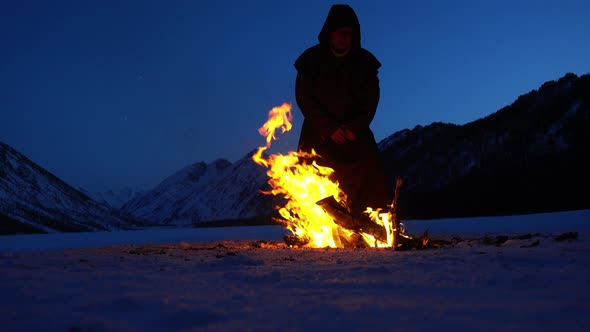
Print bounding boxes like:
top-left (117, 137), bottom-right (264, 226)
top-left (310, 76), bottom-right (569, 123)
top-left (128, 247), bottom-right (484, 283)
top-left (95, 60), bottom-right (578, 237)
top-left (1, 209), bottom-right (590, 331)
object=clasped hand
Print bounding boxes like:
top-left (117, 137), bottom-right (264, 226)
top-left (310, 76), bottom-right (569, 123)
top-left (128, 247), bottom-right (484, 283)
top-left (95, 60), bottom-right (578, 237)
top-left (330, 127), bottom-right (356, 144)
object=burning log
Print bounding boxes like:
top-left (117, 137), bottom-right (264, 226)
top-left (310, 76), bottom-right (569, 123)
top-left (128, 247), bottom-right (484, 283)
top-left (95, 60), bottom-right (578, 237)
top-left (316, 196), bottom-right (388, 243)
top-left (316, 177), bottom-right (435, 249)
top-left (316, 177), bottom-right (406, 248)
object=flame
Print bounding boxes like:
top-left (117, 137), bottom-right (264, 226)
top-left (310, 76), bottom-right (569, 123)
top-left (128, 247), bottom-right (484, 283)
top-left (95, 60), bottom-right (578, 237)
top-left (258, 102), bottom-right (293, 149)
top-left (253, 103), bottom-right (395, 248)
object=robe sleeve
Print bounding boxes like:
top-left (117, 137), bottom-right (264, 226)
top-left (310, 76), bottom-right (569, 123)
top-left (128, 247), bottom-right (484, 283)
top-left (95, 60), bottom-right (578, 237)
top-left (294, 50), bottom-right (340, 139)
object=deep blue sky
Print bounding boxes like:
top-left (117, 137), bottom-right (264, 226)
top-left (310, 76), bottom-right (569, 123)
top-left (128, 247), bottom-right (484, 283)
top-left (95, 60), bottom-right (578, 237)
top-left (1, 0), bottom-right (589, 193)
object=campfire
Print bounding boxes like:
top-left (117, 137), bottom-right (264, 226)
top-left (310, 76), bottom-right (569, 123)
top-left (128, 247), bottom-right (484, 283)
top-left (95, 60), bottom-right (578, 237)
top-left (252, 103), bottom-right (421, 249)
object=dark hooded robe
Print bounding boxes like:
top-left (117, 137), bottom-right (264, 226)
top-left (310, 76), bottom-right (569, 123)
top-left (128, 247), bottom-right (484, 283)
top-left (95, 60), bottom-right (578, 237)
top-left (294, 4), bottom-right (392, 216)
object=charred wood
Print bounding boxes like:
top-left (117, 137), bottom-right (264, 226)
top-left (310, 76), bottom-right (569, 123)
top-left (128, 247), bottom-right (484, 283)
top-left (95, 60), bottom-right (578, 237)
top-left (316, 196), bottom-right (388, 243)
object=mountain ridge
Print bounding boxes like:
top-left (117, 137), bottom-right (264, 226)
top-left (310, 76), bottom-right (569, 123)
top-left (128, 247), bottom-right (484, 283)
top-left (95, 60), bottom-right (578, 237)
top-left (379, 72), bottom-right (590, 218)
top-left (0, 142), bottom-right (143, 234)
top-left (120, 149), bottom-right (277, 226)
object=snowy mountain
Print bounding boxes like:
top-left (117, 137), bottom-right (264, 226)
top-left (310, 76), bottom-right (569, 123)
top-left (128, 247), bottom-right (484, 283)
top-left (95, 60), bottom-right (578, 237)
top-left (121, 151), bottom-right (276, 226)
top-left (379, 72), bottom-right (590, 219)
top-left (0, 142), bottom-right (143, 234)
top-left (90, 187), bottom-right (145, 209)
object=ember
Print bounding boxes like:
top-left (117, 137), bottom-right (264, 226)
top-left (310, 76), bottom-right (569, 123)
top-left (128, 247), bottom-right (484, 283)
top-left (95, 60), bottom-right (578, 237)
top-left (253, 103), bottom-right (414, 249)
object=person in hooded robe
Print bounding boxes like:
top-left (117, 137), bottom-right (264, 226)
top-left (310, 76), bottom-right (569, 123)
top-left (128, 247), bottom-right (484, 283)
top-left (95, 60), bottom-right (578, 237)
top-left (294, 4), bottom-right (392, 218)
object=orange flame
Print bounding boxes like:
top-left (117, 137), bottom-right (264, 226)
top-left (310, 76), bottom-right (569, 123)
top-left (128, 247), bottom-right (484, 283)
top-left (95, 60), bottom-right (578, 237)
top-left (253, 103), bottom-right (395, 248)
top-left (259, 102), bottom-right (293, 149)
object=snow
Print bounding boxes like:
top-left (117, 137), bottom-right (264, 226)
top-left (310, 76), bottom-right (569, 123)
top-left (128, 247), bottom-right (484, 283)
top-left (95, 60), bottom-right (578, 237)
top-left (0, 226), bottom-right (286, 253)
top-left (6, 152), bottom-right (20, 170)
top-left (91, 187), bottom-right (145, 209)
top-left (1, 144), bottom-right (137, 232)
top-left (121, 155), bottom-right (269, 225)
top-left (1, 209), bottom-right (590, 331)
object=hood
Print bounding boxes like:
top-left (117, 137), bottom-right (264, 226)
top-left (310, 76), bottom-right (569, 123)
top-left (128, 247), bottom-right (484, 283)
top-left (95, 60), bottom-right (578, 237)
top-left (318, 4), bottom-right (361, 50)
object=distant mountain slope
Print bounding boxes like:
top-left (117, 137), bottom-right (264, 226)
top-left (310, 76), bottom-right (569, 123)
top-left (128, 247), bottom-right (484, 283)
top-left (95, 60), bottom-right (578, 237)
top-left (0, 143), bottom-right (142, 234)
top-left (379, 72), bottom-right (590, 219)
top-left (89, 187), bottom-right (144, 209)
top-left (121, 151), bottom-right (276, 226)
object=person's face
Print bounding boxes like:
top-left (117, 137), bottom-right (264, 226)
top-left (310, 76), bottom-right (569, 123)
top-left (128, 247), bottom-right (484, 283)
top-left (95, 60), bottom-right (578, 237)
top-left (330, 27), bottom-right (352, 52)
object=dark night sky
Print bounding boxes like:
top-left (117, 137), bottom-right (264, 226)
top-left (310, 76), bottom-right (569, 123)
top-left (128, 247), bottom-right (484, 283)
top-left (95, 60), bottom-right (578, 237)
top-left (1, 0), bottom-right (589, 193)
